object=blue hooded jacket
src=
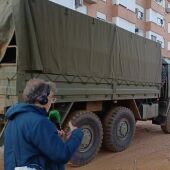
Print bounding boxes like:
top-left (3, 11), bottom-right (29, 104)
top-left (4, 103), bottom-right (83, 170)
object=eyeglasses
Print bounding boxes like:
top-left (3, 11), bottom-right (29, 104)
top-left (51, 97), bottom-right (57, 103)
top-left (48, 95), bottom-right (57, 103)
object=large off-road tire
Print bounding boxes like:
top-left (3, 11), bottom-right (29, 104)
top-left (64, 110), bottom-right (103, 166)
top-left (161, 109), bottom-right (170, 133)
top-left (103, 107), bottom-right (135, 152)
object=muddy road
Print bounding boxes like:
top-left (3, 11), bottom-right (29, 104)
top-left (1, 121), bottom-right (170, 170)
top-left (67, 121), bottom-right (170, 170)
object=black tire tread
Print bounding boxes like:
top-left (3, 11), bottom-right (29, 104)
top-left (103, 106), bottom-right (135, 152)
top-left (161, 108), bottom-right (170, 133)
top-left (64, 110), bottom-right (103, 166)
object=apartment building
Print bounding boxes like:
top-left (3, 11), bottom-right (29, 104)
top-left (50, 0), bottom-right (170, 58)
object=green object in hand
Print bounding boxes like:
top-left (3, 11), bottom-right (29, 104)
top-left (49, 110), bottom-right (61, 124)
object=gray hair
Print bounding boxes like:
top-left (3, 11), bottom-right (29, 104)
top-left (22, 78), bottom-right (56, 104)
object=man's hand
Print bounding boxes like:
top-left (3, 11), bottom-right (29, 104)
top-left (57, 129), bottom-right (65, 139)
top-left (66, 121), bottom-right (77, 139)
top-left (68, 121), bottom-right (77, 132)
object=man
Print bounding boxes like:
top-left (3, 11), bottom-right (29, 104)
top-left (4, 78), bottom-right (83, 170)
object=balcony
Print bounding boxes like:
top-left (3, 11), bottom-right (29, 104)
top-left (145, 22), bottom-right (164, 36)
top-left (146, 0), bottom-right (165, 15)
top-left (166, 7), bottom-right (170, 13)
top-left (84, 0), bottom-right (97, 4)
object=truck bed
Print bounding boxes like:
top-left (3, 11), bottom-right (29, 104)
top-left (0, 1), bottom-right (162, 107)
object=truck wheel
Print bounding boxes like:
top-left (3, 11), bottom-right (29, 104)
top-left (161, 109), bottom-right (170, 133)
top-left (103, 107), bottom-right (135, 152)
top-left (64, 110), bottom-right (103, 166)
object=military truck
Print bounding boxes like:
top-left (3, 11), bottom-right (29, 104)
top-left (0, 0), bottom-right (169, 166)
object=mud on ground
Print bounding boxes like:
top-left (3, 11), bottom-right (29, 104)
top-left (67, 121), bottom-right (170, 170)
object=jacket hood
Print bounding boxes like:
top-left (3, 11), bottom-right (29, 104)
top-left (5, 103), bottom-right (47, 120)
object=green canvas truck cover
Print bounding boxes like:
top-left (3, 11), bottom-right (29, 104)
top-left (0, 0), bottom-right (14, 62)
top-left (0, 0), bottom-right (161, 85)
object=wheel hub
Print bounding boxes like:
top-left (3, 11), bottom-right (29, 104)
top-left (79, 126), bottom-right (94, 152)
top-left (117, 119), bottom-right (129, 138)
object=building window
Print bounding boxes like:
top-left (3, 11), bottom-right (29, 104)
top-left (121, 1), bottom-right (127, 8)
top-left (157, 40), bottom-right (162, 46)
top-left (155, 0), bottom-right (163, 5)
top-left (157, 17), bottom-right (164, 27)
top-left (168, 42), bottom-right (170, 51)
top-left (112, 0), bottom-right (135, 12)
top-left (76, 5), bottom-right (87, 14)
top-left (49, 0), bottom-right (75, 10)
top-left (168, 3), bottom-right (170, 8)
top-left (135, 5), bottom-right (145, 20)
top-left (136, 10), bottom-right (144, 20)
top-left (135, 28), bottom-right (144, 37)
top-left (168, 23), bottom-right (170, 33)
top-left (146, 31), bottom-right (164, 48)
top-left (151, 35), bottom-right (157, 41)
top-left (96, 11), bottom-right (106, 21)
